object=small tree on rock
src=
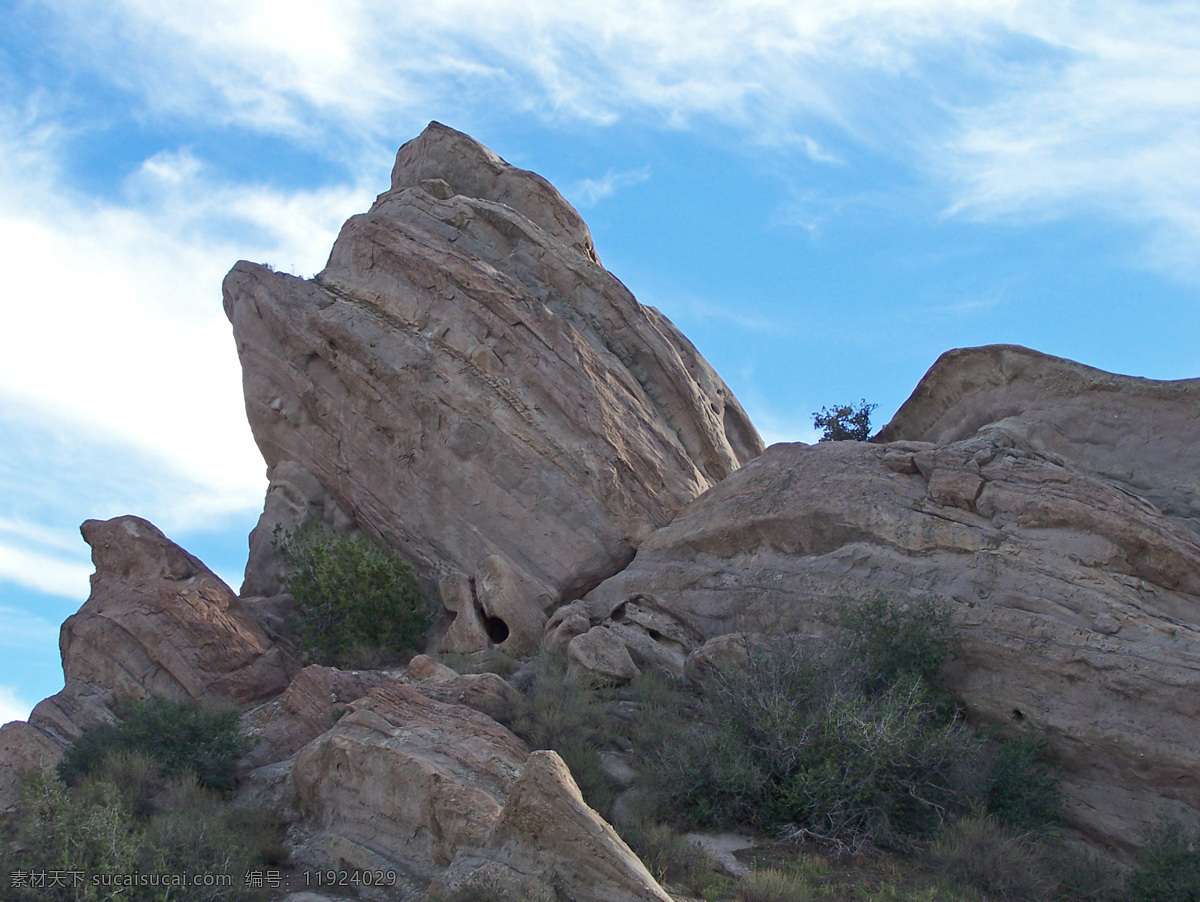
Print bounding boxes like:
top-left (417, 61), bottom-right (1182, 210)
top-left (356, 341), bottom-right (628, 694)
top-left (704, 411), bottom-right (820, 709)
top-left (813, 400), bottom-right (877, 442)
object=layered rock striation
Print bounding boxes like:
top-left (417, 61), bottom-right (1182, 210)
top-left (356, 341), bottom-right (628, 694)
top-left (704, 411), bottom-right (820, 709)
top-left (224, 122), bottom-right (762, 642)
top-left (576, 348), bottom-right (1200, 855)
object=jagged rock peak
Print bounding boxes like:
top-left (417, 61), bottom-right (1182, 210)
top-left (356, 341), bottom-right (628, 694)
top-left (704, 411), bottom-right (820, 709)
top-left (875, 344), bottom-right (1200, 528)
top-left (390, 121), bottom-right (600, 264)
top-left (224, 124), bottom-right (763, 621)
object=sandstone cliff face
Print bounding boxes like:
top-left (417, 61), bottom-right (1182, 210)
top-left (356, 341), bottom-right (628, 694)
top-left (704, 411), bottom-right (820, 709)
top-left (577, 352), bottom-right (1200, 855)
top-left (224, 122), bottom-right (763, 635)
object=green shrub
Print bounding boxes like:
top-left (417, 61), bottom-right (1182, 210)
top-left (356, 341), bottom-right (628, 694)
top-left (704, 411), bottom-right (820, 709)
top-left (984, 738), bottom-right (1063, 831)
top-left (1, 771), bottom-right (140, 901)
top-left (841, 595), bottom-right (958, 698)
top-left (813, 400), bottom-right (877, 442)
top-left (654, 637), bottom-right (980, 850)
top-left (502, 653), bottom-right (618, 814)
top-left (58, 696), bottom-right (249, 792)
top-left (274, 520), bottom-right (432, 668)
top-left (1127, 818), bottom-right (1200, 902)
top-left (139, 775), bottom-right (275, 902)
top-left (2, 768), bottom-right (281, 902)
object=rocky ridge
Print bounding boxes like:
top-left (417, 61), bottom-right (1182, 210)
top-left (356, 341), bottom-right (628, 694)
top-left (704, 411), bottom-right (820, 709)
top-left (1, 126), bottom-right (1197, 898)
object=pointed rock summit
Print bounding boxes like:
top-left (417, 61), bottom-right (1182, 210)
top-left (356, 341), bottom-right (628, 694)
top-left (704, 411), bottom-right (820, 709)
top-left (224, 122), bottom-right (763, 638)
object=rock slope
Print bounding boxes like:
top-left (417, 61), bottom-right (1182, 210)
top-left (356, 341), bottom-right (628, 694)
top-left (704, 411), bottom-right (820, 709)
top-left (576, 348), bottom-right (1200, 855)
top-left (224, 122), bottom-right (762, 641)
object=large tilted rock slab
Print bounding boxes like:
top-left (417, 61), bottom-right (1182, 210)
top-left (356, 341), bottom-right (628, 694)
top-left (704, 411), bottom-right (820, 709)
top-left (580, 436), bottom-right (1200, 856)
top-left (875, 344), bottom-right (1200, 531)
top-left (224, 122), bottom-right (762, 625)
top-left (291, 684), bottom-right (671, 900)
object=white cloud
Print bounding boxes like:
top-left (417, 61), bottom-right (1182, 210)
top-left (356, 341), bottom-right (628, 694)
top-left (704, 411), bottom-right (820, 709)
top-left (0, 119), bottom-right (377, 530)
top-left (0, 544), bottom-right (92, 599)
top-left (0, 685), bottom-right (34, 726)
top-left (568, 166), bottom-right (651, 207)
top-left (27, 1), bottom-right (1197, 279)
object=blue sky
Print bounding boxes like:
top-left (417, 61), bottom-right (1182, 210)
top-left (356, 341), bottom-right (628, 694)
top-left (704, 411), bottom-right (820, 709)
top-left (2, 0), bottom-right (1198, 722)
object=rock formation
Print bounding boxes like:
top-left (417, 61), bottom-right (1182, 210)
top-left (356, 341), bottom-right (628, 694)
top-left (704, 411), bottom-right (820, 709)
top-left (0, 515), bottom-right (296, 811)
top-left (576, 348), bottom-right (1200, 855)
top-left (876, 344), bottom-right (1200, 531)
top-left (223, 122), bottom-right (763, 642)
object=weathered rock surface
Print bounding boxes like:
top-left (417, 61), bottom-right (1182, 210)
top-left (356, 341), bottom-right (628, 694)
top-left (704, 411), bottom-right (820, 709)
top-left (63, 516), bottom-right (295, 708)
top-left (876, 344), bottom-right (1200, 532)
top-left (431, 750), bottom-right (673, 902)
top-left (291, 685), bottom-right (671, 900)
top-left (224, 122), bottom-right (762, 627)
top-left (580, 432), bottom-right (1200, 855)
top-left (2, 516), bottom-right (297, 811)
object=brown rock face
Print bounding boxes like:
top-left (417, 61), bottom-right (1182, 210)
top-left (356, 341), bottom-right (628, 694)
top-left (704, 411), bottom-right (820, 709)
top-left (291, 685), bottom-right (670, 899)
top-left (875, 344), bottom-right (1200, 531)
top-left (581, 429), bottom-right (1200, 855)
top-left (224, 122), bottom-right (762, 622)
top-left (62, 516), bottom-right (294, 708)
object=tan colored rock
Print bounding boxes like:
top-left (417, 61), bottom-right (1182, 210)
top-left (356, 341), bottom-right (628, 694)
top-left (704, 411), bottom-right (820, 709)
top-left (437, 573), bottom-right (491, 654)
top-left (876, 344), bottom-right (1200, 530)
top-left (583, 436), bottom-right (1200, 856)
top-left (406, 654), bottom-right (519, 722)
top-left (475, 554), bottom-right (547, 656)
top-left (224, 122), bottom-right (762, 611)
top-left (242, 665), bottom-right (391, 769)
top-left (61, 516), bottom-right (295, 709)
top-left (567, 625), bottom-right (641, 684)
top-left (434, 750), bottom-right (673, 902)
top-left (684, 633), bottom-right (749, 684)
top-left (292, 683), bottom-right (528, 880)
top-left (543, 601), bottom-right (591, 653)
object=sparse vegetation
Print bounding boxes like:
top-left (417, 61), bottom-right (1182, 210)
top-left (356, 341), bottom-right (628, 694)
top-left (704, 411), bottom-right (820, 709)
top-left (273, 519), bottom-right (433, 668)
top-left (653, 599), bottom-right (983, 851)
top-left (813, 399), bottom-right (877, 442)
top-left (1, 760), bottom-right (283, 902)
top-left (1126, 818), bottom-right (1200, 902)
top-left (58, 695), bottom-right (249, 792)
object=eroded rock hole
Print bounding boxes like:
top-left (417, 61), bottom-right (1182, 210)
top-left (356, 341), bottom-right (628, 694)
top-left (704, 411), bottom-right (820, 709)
top-left (484, 614), bottom-right (510, 644)
top-left (610, 602), bottom-right (627, 623)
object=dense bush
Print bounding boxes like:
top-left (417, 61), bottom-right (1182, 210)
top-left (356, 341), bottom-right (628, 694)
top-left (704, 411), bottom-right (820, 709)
top-left (841, 595), bottom-right (958, 696)
top-left (984, 737), bottom-right (1063, 830)
top-left (1127, 818), bottom-right (1200, 902)
top-left (655, 638), bottom-right (980, 850)
top-left (273, 520), bottom-right (433, 668)
top-left (1, 761), bottom-right (282, 902)
top-left (812, 400), bottom-right (877, 442)
top-left (58, 696), bottom-right (249, 792)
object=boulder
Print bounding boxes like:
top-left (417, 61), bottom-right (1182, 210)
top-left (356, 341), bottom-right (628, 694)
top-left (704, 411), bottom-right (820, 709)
top-left (582, 432), bottom-right (1200, 855)
top-left (224, 122), bottom-right (762, 624)
top-left (432, 750), bottom-right (673, 902)
top-left (567, 625), bottom-right (641, 684)
top-left (875, 344), bottom-right (1200, 532)
top-left (291, 685), bottom-right (672, 900)
top-left (61, 516), bottom-right (295, 709)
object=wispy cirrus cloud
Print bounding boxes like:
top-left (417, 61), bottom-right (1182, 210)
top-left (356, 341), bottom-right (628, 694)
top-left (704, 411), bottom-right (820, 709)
top-left (567, 166), bottom-right (652, 207)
